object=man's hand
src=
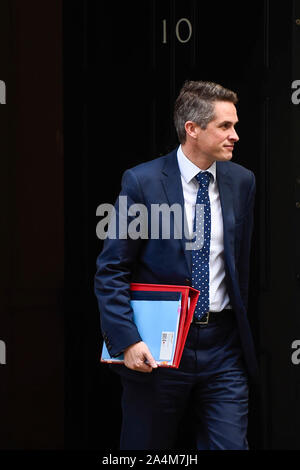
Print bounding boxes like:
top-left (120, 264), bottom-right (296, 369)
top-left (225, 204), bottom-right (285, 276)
top-left (124, 341), bottom-right (158, 373)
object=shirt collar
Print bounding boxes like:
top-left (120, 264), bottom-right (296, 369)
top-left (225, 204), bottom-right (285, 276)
top-left (177, 145), bottom-right (216, 184)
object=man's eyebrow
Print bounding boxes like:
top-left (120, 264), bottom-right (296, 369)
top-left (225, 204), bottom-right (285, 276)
top-left (218, 120), bottom-right (239, 126)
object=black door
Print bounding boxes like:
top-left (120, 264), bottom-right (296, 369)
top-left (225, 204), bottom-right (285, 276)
top-left (63, 0), bottom-right (300, 450)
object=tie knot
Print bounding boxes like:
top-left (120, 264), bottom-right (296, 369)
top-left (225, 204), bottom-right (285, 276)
top-left (196, 171), bottom-right (211, 187)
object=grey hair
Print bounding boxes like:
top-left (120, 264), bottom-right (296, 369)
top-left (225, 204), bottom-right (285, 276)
top-left (174, 80), bottom-right (238, 144)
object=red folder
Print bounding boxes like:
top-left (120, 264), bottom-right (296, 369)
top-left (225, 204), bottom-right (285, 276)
top-left (130, 283), bottom-right (199, 368)
top-left (101, 283), bottom-right (199, 369)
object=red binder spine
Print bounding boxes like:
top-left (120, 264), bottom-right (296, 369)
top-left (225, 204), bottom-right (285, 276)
top-left (130, 283), bottom-right (199, 368)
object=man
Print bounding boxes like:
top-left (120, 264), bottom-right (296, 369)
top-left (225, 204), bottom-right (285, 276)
top-left (94, 81), bottom-right (258, 450)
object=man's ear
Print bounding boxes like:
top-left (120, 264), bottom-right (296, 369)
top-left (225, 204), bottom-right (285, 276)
top-left (184, 121), bottom-right (201, 140)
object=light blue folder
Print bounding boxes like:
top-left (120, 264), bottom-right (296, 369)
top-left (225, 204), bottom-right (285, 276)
top-left (101, 291), bottom-right (182, 366)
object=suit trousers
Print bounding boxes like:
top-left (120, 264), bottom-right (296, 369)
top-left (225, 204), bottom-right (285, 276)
top-left (119, 311), bottom-right (249, 450)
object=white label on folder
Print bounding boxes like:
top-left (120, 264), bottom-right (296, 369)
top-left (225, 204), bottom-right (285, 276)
top-left (159, 332), bottom-right (174, 361)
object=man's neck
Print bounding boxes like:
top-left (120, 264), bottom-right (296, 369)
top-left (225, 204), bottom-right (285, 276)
top-left (181, 143), bottom-right (214, 171)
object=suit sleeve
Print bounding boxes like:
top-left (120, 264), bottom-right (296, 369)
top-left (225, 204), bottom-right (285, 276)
top-left (94, 169), bottom-right (145, 357)
top-left (237, 171), bottom-right (256, 310)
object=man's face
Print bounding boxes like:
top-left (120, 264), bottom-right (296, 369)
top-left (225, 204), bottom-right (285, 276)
top-left (195, 101), bottom-right (239, 162)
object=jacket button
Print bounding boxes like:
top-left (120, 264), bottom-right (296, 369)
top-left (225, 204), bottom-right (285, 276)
top-left (185, 278), bottom-right (191, 285)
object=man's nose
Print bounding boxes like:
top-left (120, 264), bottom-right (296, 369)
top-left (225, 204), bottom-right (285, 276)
top-left (229, 128), bottom-right (239, 142)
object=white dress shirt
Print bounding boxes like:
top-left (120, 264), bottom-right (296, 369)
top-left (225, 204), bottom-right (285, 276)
top-left (177, 145), bottom-right (231, 312)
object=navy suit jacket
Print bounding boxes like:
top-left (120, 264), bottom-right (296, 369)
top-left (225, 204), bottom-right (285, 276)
top-left (94, 148), bottom-right (258, 381)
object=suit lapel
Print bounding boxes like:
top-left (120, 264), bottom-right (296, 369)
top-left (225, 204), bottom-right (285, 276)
top-left (159, 154), bottom-right (236, 276)
top-left (160, 149), bottom-right (192, 274)
top-left (216, 161), bottom-right (236, 274)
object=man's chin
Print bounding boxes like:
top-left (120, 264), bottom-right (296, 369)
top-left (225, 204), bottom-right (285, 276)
top-left (216, 152), bottom-right (233, 162)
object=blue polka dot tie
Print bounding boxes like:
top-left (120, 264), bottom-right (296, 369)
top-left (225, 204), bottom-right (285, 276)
top-left (192, 171), bottom-right (212, 321)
